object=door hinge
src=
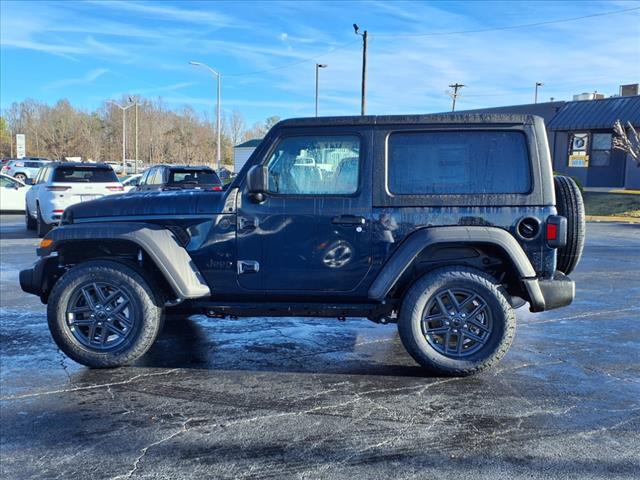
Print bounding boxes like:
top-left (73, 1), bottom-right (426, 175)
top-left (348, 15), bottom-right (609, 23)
top-left (237, 260), bottom-right (260, 274)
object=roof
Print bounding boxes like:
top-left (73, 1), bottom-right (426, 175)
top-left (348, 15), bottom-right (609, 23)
top-left (547, 95), bottom-right (640, 130)
top-left (276, 113), bottom-right (540, 128)
top-left (154, 164), bottom-right (214, 170)
top-left (234, 139), bottom-right (262, 148)
top-left (455, 101), bottom-right (566, 125)
top-left (51, 162), bottom-right (111, 168)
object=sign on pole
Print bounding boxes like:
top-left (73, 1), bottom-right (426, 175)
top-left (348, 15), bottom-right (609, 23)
top-left (16, 134), bottom-right (26, 159)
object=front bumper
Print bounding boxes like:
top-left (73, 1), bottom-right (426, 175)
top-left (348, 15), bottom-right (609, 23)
top-left (524, 271), bottom-right (575, 312)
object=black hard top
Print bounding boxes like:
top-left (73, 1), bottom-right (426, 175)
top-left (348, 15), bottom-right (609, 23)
top-left (276, 113), bottom-right (541, 128)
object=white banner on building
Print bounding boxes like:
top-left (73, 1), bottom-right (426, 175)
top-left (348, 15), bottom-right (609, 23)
top-left (16, 134), bottom-right (26, 159)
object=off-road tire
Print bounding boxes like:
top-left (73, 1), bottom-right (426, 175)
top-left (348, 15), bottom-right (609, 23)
top-left (398, 267), bottom-right (516, 376)
top-left (47, 260), bottom-right (163, 368)
top-left (554, 175), bottom-right (585, 275)
top-left (36, 204), bottom-right (52, 238)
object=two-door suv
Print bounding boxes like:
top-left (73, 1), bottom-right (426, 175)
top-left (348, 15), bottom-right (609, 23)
top-left (20, 114), bottom-right (584, 376)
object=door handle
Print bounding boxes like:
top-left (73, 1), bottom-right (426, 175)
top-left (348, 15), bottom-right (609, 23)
top-left (332, 215), bottom-right (366, 225)
top-left (238, 217), bottom-right (258, 230)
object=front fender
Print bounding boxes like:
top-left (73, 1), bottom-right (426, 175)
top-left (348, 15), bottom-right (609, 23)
top-left (38, 222), bottom-right (210, 300)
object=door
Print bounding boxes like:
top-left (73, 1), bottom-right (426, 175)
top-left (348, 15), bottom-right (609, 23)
top-left (0, 176), bottom-right (24, 210)
top-left (236, 130), bottom-right (372, 295)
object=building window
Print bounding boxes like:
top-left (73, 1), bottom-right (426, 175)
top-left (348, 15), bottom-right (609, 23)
top-left (568, 133), bottom-right (589, 167)
top-left (591, 133), bottom-right (612, 167)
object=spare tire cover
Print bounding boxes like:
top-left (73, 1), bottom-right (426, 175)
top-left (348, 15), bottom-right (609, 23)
top-left (553, 175), bottom-right (585, 275)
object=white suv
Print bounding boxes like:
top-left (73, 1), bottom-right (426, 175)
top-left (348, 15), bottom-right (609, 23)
top-left (25, 162), bottom-right (123, 236)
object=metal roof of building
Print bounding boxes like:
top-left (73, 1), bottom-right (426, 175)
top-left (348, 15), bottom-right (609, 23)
top-left (547, 95), bottom-right (640, 130)
top-left (234, 139), bottom-right (263, 148)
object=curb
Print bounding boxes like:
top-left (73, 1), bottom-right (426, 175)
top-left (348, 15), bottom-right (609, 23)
top-left (586, 215), bottom-right (640, 224)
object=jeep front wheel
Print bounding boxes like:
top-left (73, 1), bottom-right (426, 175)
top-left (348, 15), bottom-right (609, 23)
top-left (47, 260), bottom-right (163, 368)
top-left (398, 267), bottom-right (516, 376)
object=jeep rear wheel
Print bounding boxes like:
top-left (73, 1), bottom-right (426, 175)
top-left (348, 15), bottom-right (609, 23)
top-left (398, 267), bottom-right (516, 376)
top-left (47, 260), bottom-right (163, 368)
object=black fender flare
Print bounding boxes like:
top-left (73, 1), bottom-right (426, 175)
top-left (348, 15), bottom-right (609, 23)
top-left (39, 222), bottom-right (210, 300)
top-left (368, 226), bottom-right (537, 301)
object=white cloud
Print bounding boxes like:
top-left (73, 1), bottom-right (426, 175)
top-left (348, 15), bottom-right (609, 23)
top-left (44, 68), bottom-right (110, 90)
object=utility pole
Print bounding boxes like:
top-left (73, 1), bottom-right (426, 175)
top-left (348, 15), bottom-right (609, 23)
top-left (128, 96), bottom-right (140, 173)
top-left (534, 82), bottom-right (544, 104)
top-left (108, 100), bottom-right (134, 173)
top-left (353, 24), bottom-right (368, 116)
top-left (448, 83), bottom-right (465, 112)
top-left (190, 61), bottom-right (222, 171)
top-left (315, 63), bottom-right (327, 117)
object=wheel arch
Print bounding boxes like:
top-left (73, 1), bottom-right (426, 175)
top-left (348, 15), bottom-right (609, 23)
top-left (38, 222), bottom-right (210, 303)
top-left (368, 226), bottom-right (536, 303)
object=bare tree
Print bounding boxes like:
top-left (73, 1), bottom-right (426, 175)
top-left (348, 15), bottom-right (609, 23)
top-left (613, 120), bottom-right (640, 166)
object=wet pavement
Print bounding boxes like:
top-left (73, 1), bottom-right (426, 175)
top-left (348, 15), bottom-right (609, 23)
top-left (1, 214), bottom-right (638, 479)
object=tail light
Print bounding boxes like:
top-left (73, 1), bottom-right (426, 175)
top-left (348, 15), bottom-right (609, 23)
top-left (106, 185), bottom-right (124, 191)
top-left (47, 186), bottom-right (71, 191)
top-left (52, 209), bottom-right (64, 214)
top-left (211, 186), bottom-right (222, 191)
top-left (546, 216), bottom-right (567, 248)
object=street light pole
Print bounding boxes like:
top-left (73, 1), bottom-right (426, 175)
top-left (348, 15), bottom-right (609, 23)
top-left (190, 61), bottom-right (222, 171)
top-left (315, 63), bottom-right (327, 117)
top-left (128, 96), bottom-right (140, 173)
top-left (535, 82), bottom-right (544, 104)
top-left (108, 100), bottom-right (134, 173)
top-left (353, 24), bottom-right (368, 116)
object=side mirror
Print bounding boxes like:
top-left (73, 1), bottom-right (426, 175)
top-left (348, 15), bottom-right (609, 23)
top-left (24, 178), bottom-right (34, 185)
top-left (246, 165), bottom-right (268, 202)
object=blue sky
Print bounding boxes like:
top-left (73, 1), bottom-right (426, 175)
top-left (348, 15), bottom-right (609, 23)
top-left (1, 0), bottom-right (639, 125)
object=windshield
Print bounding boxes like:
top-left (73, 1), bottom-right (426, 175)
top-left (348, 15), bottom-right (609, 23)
top-left (53, 167), bottom-right (118, 183)
top-left (168, 169), bottom-right (221, 186)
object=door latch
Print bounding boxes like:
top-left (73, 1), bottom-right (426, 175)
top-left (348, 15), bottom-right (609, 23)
top-left (237, 260), bottom-right (260, 274)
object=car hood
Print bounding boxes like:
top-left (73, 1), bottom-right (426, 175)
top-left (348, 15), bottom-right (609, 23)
top-left (65, 190), bottom-right (228, 222)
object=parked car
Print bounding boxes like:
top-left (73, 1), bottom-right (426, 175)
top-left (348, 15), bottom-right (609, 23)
top-left (1, 157), bottom-right (51, 182)
top-left (20, 114), bottom-right (584, 376)
top-left (133, 165), bottom-right (222, 192)
top-left (105, 162), bottom-right (124, 175)
top-left (0, 173), bottom-right (29, 211)
top-left (120, 174), bottom-right (142, 192)
top-left (24, 162), bottom-right (123, 236)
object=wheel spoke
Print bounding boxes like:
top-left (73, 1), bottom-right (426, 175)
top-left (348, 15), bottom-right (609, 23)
top-left (81, 288), bottom-right (96, 310)
top-left (114, 312), bottom-right (133, 327)
top-left (467, 302), bottom-right (487, 320)
top-left (68, 305), bottom-right (92, 314)
top-left (468, 317), bottom-right (490, 332)
top-left (93, 283), bottom-right (107, 303)
top-left (446, 289), bottom-right (461, 310)
top-left (463, 329), bottom-right (486, 345)
top-left (458, 294), bottom-right (478, 312)
top-left (426, 326), bottom-right (449, 335)
top-left (455, 333), bottom-right (463, 354)
top-left (110, 299), bottom-right (129, 316)
top-left (436, 295), bottom-right (450, 316)
top-left (104, 322), bottom-right (125, 337)
top-left (102, 289), bottom-right (122, 308)
top-left (70, 319), bottom-right (94, 326)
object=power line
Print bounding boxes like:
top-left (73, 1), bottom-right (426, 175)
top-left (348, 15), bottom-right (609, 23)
top-left (224, 39), bottom-right (360, 77)
top-left (373, 6), bottom-right (640, 38)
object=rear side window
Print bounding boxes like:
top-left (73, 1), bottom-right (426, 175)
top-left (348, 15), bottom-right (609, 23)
top-left (53, 167), bottom-right (118, 183)
top-left (168, 169), bottom-right (221, 185)
top-left (387, 131), bottom-right (531, 195)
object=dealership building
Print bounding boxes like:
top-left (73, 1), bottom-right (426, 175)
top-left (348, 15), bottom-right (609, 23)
top-left (459, 86), bottom-right (640, 190)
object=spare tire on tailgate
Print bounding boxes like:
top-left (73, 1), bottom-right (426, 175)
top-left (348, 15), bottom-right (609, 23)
top-left (554, 175), bottom-right (585, 275)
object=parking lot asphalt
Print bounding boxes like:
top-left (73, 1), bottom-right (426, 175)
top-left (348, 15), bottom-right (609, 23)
top-left (0, 214), bottom-right (638, 479)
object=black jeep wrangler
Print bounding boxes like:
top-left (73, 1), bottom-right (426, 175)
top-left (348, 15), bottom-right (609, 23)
top-left (20, 114), bottom-right (585, 376)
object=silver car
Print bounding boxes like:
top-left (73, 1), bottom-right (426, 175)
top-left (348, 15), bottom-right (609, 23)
top-left (1, 157), bottom-right (51, 182)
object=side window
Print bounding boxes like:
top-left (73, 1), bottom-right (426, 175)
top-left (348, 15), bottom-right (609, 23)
top-left (591, 133), bottom-right (612, 167)
top-left (138, 170), bottom-right (151, 186)
top-left (36, 167), bottom-right (48, 184)
top-left (387, 131), bottom-right (531, 195)
top-left (147, 168), bottom-right (161, 185)
top-left (1, 176), bottom-right (13, 187)
top-left (266, 135), bottom-right (360, 195)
